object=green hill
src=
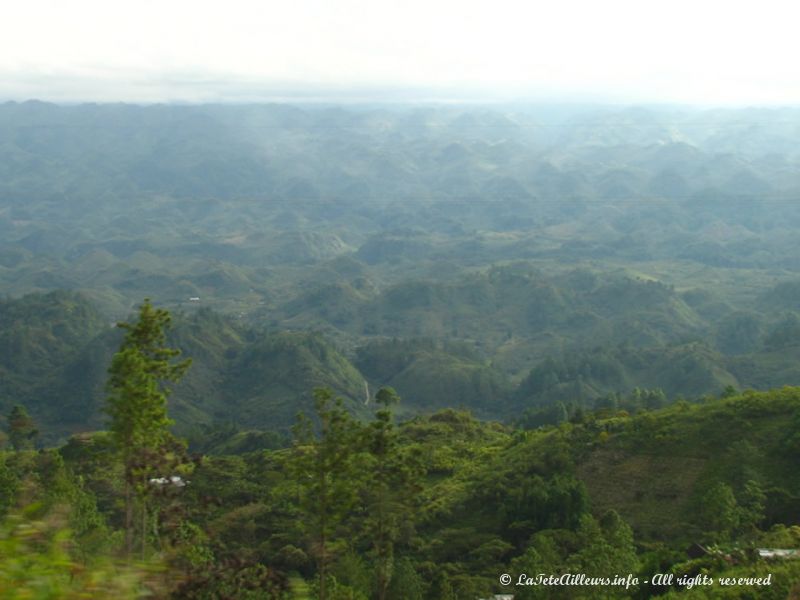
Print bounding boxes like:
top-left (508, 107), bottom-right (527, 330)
top-left (514, 343), bottom-right (739, 413)
top-left (7, 290), bottom-right (800, 446)
top-left (223, 331), bottom-right (366, 427)
top-left (380, 387), bottom-right (800, 595)
top-left (355, 338), bottom-right (512, 415)
top-left (0, 291), bottom-right (107, 421)
top-left (0, 295), bottom-right (367, 439)
top-left (574, 388), bottom-right (800, 543)
top-left (168, 386), bottom-right (800, 597)
top-left (278, 267), bottom-right (706, 356)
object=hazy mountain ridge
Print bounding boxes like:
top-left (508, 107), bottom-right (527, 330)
top-left (3, 102), bottom-right (800, 439)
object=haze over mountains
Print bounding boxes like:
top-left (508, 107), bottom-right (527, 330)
top-left (2, 101), bottom-right (800, 440)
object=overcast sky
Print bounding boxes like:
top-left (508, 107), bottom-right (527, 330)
top-left (2, 0), bottom-right (799, 105)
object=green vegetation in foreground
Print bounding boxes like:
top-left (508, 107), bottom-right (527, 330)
top-left (3, 351), bottom-right (800, 597)
top-left (4, 102), bottom-right (800, 598)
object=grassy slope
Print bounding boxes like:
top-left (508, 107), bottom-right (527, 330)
top-left (402, 387), bottom-right (800, 557)
top-left (575, 388), bottom-right (800, 544)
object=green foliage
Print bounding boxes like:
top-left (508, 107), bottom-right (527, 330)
top-left (105, 298), bottom-right (191, 557)
top-left (0, 456), bottom-right (19, 517)
top-left (572, 511), bottom-right (639, 581)
top-left (698, 482), bottom-right (740, 541)
top-left (226, 331), bottom-right (366, 427)
top-left (4, 384), bottom-right (800, 600)
top-left (10, 101), bottom-right (800, 600)
top-left (362, 388), bottom-right (423, 600)
top-left (737, 479), bottom-right (766, 534)
top-left (386, 557), bottom-right (424, 600)
top-left (290, 388), bottom-right (364, 600)
top-left (577, 387), bottom-right (800, 546)
top-left (515, 341), bottom-right (740, 418)
top-left (507, 512), bottom-right (638, 599)
top-left (171, 561), bottom-right (287, 599)
top-left (0, 292), bottom-right (105, 377)
top-left (329, 551), bottom-right (371, 599)
top-left (106, 299), bottom-right (190, 459)
top-left (0, 447), bottom-right (113, 563)
top-left (0, 505), bottom-right (150, 599)
top-left (6, 405), bottom-right (38, 451)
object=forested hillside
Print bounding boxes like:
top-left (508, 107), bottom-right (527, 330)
top-left (3, 102), bottom-right (800, 597)
top-left (3, 376), bottom-right (800, 597)
top-left (3, 103), bottom-right (800, 431)
top-left (6, 287), bottom-right (800, 444)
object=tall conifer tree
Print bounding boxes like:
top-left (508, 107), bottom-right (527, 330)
top-left (365, 387), bottom-right (421, 600)
top-left (290, 388), bottom-right (360, 600)
top-left (105, 299), bottom-right (190, 557)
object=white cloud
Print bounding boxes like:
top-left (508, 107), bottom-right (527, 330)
top-left (1, 0), bottom-right (799, 104)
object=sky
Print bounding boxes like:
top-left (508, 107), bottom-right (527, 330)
top-left (1, 0), bottom-right (800, 105)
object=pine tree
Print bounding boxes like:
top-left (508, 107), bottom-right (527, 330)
top-left (290, 388), bottom-right (361, 600)
top-left (105, 299), bottom-right (190, 557)
top-left (365, 388), bottom-right (422, 600)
